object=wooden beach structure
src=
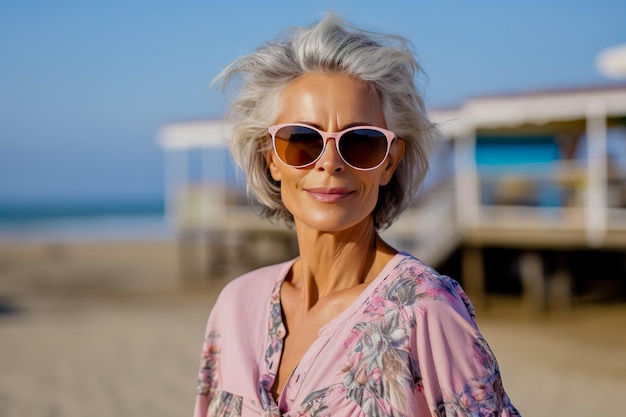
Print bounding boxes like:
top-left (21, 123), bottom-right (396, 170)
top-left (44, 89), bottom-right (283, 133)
top-left (425, 84), bottom-right (626, 311)
top-left (157, 120), bottom-right (298, 280)
top-left (158, 84), bottom-right (626, 311)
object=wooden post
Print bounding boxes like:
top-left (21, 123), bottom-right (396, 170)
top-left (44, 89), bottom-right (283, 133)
top-left (585, 101), bottom-right (608, 247)
top-left (462, 247), bottom-right (485, 311)
top-left (518, 251), bottom-right (547, 317)
top-left (454, 129), bottom-right (480, 230)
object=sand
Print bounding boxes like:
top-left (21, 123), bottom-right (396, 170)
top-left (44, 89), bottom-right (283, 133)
top-left (0, 239), bottom-right (624, 416)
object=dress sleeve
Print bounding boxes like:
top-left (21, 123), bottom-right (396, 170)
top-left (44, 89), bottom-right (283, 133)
top-left (414, 284), bottom-right (521, 416)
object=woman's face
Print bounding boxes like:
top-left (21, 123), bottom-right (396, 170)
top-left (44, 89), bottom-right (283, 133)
top-left (265, 72), bottom-right (404, 233)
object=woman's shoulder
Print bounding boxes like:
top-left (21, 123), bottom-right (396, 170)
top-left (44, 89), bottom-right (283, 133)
top-left (215, 258), bottom-right (295, 303)
top-left (205, 259), bottom-right (295, 332)
top-left (384, 252), bottom-right (475, 318)
top-left (392, 252), bottom-right (458, 290)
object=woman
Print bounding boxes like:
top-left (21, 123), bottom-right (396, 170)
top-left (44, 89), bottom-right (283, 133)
top-left (194, 14), bottom-right (520, 417)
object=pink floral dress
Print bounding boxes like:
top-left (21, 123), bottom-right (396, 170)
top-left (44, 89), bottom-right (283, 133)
top-left (194, 252), bottom-right (520, 416)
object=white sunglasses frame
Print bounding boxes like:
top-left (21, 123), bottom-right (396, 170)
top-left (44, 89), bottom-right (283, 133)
top-left (267, 123), bottom-right (396, 171)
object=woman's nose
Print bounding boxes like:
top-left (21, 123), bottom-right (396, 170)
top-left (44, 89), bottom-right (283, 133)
top-left (315, 138), bottom-right (346, 173)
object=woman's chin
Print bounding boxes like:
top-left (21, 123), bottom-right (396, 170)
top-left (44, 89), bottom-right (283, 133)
top-left (294, 214), bottom-right (374, 235)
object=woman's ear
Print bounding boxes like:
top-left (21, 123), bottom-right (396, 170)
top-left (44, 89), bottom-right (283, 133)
top-left (379, 138), bottom-right (405, 186)
top-left (264, 148), bottom-right (282, 182)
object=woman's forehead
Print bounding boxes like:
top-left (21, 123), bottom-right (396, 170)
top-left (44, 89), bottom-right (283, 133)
top-left (277, 72), bottom-right (385, 128)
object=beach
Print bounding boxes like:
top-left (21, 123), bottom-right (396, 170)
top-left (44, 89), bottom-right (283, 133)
top-left (0, 239), bottom-right (624, 416)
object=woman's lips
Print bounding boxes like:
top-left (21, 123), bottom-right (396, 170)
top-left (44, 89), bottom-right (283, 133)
top-left (305, 187), bottom-right (354, 202)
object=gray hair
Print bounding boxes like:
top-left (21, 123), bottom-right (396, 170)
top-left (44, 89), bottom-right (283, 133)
top-left (214, 13), bottom-right (438, 230)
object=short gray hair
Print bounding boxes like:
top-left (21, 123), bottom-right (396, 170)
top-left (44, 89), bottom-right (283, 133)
top-left (215, 13), bottom-right (439, 230)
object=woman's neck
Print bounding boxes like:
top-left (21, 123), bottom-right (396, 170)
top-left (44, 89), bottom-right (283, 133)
top-left (289, 219), bottom-right (397, 310)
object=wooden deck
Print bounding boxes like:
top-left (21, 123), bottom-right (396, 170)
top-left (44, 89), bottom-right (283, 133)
top-left (464, 205), bottom-right (626, 248)
top-left (171, 174), bottom-right (626, 317)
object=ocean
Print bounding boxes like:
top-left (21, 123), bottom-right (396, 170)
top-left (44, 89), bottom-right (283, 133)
top-left (0, 200), bottom-right (173, 242)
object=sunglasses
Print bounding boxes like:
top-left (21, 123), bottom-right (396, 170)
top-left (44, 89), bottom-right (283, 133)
top-left (268, 123), bottom-right (396, 171)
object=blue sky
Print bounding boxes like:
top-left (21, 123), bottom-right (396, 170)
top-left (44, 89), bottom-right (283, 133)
top-left (1, 1), bottom-right (625, 207)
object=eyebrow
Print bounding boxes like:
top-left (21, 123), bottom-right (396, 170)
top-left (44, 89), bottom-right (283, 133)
top-left (293, 121), bottom-right (374, 131)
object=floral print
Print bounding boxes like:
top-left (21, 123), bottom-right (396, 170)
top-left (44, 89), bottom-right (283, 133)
top-left (342, 316), bottom-right (416, 416)
top-left (299, 387), bottom-right (334, 416)
top-left (194, 253), bottom-right (520, 417)
top-left (197, 331), bottom-right (221, 397)
top-left (264, 278), bottom-right (285, 372)
top-left (208, 392), bottom-right (243, 417)
top-left (436, 337), bottom-right (511, 416)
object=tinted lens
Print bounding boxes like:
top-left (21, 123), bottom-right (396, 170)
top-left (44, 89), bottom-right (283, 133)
top-left (338, 129), bottom-right (388, 169)
top-left (274, 125), bottom-right (324, 166)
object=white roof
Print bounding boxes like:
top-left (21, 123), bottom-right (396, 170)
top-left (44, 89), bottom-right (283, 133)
top-left (158, 120), bottom-right (233, 150)
top-left (157, 86), bottom-right (626, 148)
top-left (428, 85), bottom-right (626, 137)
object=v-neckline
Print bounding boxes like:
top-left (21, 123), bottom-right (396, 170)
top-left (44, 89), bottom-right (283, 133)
top-left (262, 252), bottom-right (406, 408)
